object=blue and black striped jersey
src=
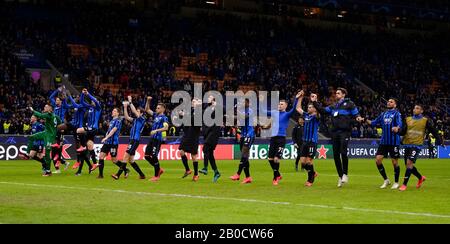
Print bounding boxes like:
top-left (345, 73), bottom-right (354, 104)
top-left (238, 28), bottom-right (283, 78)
top-left (302, 113), bottom-right (320, 143)
top-left (151, 114), bottom-right (168, 141)
top-left (371, 109), bottom-right (402, 146)
top-left (130, 115), bottom-right (146, 141)
top-left (105, 118), bottom-right (122, 145)
top-left (81, 93), bottom-right (102, 130)
top-left (50, 89), bottom-right (69, 122)
top-left (240, 108), bottom-right (255, 138)
top-left (67, 95), bottom-right (87, 128)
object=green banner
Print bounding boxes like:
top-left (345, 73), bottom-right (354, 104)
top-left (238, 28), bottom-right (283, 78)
top-left (233, 144), bottom-right (333, 160)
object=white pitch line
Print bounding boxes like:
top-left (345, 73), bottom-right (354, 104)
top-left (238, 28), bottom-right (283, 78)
top-left (341, 207), bottom-right (450, 218)
top-left (1, 181), bottom-right (450, 219)
top-left (288, 173), bottom-right (450, 180)
top-left (164, 167), bottom-right (450, 180)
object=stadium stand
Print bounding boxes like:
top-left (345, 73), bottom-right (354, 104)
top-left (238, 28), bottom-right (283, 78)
top-left (0, 1), bottom-right (448, 139)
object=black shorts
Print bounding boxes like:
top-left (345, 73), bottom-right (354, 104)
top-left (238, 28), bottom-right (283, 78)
top-left (126, 139), bottom-right (140, 156)
top-left (32, 144), bottom-right (44, 153)
top-left (239, 136), bottom-right (255, 151)
top-left (145, 138), bottom-right (162, 158)
top-left (404, 147), bottom-right (420, 163)
top-left (376, 145), bottom-right (400, 159)
top-left (268, 136), bottom-right (286, 159)
top-left (300, 142), bottom-right (317, 158)
top-left (101, 144), bottom-right (119, 158)
top-left (179, 136), bottom-right (199, 155)
top-left (83, 127), bottom-right (97, 142)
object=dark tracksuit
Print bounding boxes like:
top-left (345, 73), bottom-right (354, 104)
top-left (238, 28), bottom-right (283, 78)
top-left (313, 98), bottom-right (360, 178)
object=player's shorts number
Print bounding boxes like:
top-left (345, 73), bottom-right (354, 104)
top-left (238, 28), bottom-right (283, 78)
top-left (278, 147), bottom-right (284, 154)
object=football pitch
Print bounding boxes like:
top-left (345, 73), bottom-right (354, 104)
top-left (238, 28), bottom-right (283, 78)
top-left (1, 159), bottom-right (450, 224)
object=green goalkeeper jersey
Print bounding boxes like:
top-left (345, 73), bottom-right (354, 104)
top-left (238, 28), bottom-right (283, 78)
top-left (33, 111), bottom-right (61, 137)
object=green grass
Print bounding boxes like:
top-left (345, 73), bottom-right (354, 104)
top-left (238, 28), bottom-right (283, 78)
top-left (1, 158), bottom-right (450, 223)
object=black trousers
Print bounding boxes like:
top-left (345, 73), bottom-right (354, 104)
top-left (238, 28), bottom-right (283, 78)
top-left (331, 131), bottom-right (350, 178)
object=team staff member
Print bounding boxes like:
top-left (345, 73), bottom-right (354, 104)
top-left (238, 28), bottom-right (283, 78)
top-left (311, 88), bottom-right (363, 187)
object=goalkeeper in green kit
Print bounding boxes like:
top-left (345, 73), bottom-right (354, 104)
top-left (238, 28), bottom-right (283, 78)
top-left (19, 104), bottom-right (61, 176)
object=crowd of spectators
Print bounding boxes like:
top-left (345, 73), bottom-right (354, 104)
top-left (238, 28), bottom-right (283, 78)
top-left (0, 2), bottom-right (448, 139)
